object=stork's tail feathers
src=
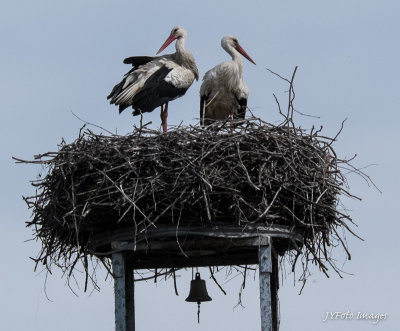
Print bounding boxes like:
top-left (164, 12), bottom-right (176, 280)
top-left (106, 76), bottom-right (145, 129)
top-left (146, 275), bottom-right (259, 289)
top-left (108, 79), bottom-right (136, 114)
top-left (107, 80), bottom-right (124, 103)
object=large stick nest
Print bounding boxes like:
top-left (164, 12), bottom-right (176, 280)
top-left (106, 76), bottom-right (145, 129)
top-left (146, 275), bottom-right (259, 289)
top-left (18, 68), bottom-right (372, 291)
top-left (19, 115), bottom-right (364, 287)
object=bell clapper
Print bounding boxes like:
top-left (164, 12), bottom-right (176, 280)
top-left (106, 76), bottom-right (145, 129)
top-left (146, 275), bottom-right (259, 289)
top-left (197, 301), bottom-right (200, 323)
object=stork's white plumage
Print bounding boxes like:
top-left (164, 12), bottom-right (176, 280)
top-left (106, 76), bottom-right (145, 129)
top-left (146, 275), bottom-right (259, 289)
top-left (108, 26), bottom-right (198, 132)
top-left (200, 36), bottom-right (255, 126)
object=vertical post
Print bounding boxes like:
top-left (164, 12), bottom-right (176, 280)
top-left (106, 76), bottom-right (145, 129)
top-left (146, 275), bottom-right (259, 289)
top-left (259, 238), bottom-right (275, 331)
top-left (112, 253), bottom-right (135, 331)
top-left (271, 250), bottom-right (279, 330)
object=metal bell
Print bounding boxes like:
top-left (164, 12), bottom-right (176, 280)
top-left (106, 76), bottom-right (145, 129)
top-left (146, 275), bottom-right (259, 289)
top-left (185, 272), bottom-right (212, 303)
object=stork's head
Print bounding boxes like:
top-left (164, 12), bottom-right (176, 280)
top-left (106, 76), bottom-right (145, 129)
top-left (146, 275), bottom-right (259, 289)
top-left (156, 26), bottom-right (187, 55)
top-left (170, 26), bottom-right (187, 40)
top-left (221, 36), bottom-right (256, 65)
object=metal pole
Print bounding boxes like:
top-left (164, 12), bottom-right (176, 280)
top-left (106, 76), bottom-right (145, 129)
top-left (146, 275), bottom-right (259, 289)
top-left (112, 252), bottom-right (135, 331)
top-left (259, 239), bottom-right (273, 331)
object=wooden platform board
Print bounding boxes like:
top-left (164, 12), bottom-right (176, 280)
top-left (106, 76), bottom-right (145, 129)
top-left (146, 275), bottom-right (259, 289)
top-left (90, 224), bottom-right (303, 269)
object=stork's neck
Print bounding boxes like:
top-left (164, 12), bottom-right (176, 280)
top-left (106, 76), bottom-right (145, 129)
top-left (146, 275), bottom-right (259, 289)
top-left (175, 36), bottom-right (186, 55)
top-left (174, 36), bottom-right (199, 80)
top-left (226, 45), bottom-right (243, 76)
top-left (222, 45), bottom-right (243, 71)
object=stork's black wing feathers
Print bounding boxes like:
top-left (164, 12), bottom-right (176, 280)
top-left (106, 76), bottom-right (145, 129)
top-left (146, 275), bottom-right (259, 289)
top-left (235, 97), bottom-right (247, 119)
top-left (123, 56), bottom-right (154, 67)
top-left (131, 66), bottom-right (188, 115)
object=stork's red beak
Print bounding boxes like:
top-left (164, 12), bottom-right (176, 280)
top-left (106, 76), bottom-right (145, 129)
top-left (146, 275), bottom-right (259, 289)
top-left (236, 44), bottom-right (256, 65)
top-left (156, 34), bottom-right (176, 55)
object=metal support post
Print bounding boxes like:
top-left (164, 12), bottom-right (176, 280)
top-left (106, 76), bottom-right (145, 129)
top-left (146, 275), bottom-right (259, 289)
top-left (259, 237), bottom-right (278, 331)
top-left (112, 253), bottom-right (135, 331)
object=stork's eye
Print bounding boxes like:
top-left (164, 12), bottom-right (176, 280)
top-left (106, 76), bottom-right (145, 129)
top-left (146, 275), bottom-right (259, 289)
top-left (233, 38), bottom-right (238, 45)
top-left (173, 28), bottom-right (178, 34)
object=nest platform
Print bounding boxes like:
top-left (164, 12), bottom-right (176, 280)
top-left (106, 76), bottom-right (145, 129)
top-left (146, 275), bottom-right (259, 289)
top-left (20, 117), bottom-right (359, 281)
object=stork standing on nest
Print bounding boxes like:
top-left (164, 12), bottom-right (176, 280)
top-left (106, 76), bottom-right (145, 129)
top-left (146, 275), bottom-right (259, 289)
top-left (200, 36), bottom-right (256, 126)
top-left (107, 26), bottom-right (199, 132)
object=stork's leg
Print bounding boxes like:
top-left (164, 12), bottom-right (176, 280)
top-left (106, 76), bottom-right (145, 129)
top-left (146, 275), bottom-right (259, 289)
top-left (159, 103), bottom-right (168, 133)
top-left (160, 104), bottom-right (165, 132)
top-left (163, 102), bottom-right (168, 132)
top-left (229, 109), bottom-right (234, 120)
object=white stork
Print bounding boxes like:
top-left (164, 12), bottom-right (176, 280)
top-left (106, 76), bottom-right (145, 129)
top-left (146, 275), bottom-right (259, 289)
top-left (107, 26), bottom-right (198, 132)
top-left (200, 36), bottom-right (255, 126)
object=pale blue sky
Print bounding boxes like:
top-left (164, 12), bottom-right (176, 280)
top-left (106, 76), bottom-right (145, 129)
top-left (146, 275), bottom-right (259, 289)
top-left (1, 1), bottom-right (399, 330)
